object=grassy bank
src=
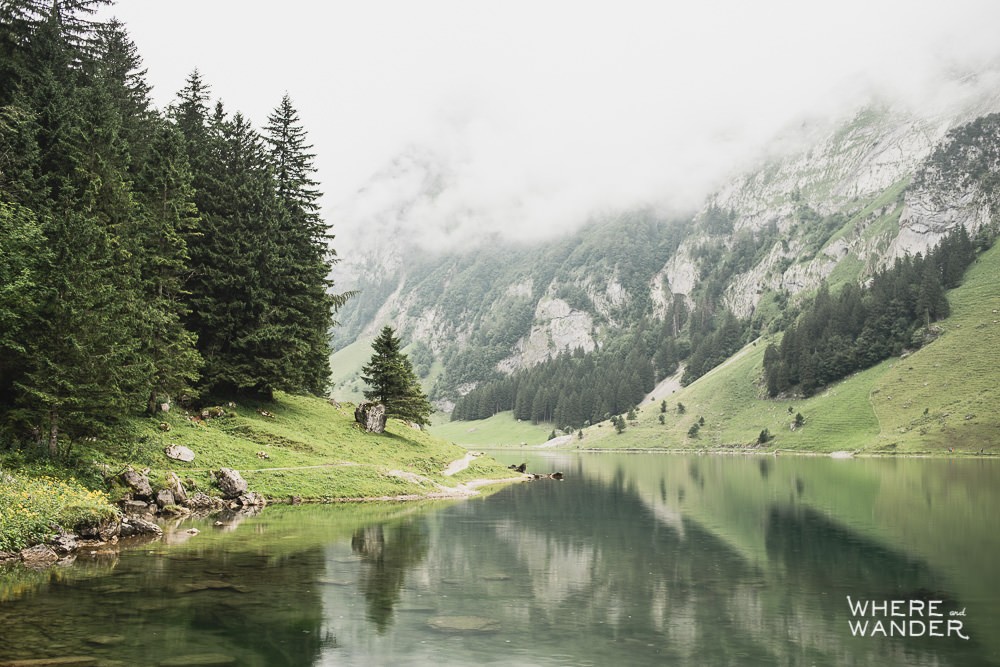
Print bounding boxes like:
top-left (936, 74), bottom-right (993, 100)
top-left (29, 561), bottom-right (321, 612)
top-left (0, 472), bottom-right (117, 552)
top-left (0, 392), bottom-right (518, 550)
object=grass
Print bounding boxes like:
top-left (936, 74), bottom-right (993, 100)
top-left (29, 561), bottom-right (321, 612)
top-left (328, 335), bottom-right (375, 404)
top-left (0, 392), bottom-right (518, 550)
top-left (98, 392), bottom-right (517, 500)
top-left (429, 411), bottom-right (554, 447)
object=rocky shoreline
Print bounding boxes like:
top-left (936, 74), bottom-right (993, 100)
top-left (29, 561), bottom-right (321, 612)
top-left (0, 465), bottom-right (267, 569)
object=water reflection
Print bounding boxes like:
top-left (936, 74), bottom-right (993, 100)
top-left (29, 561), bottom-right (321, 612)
top-left (0, 455), bottom-right (998, 666)
top-left (352, 520), bottom-right (429, 633)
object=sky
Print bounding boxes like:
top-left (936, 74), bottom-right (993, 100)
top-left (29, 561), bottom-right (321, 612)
top-left (98, 0), bottom-right (1000, 251)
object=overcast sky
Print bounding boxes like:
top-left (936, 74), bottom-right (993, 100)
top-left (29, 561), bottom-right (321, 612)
top-left (100, 0), bottom-right (1000, 249)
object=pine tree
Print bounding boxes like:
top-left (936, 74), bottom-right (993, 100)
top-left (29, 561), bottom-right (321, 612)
top-left (263, 94), bottom-right (351, 395)
top-left (361, 326), bottom-right (433, 426)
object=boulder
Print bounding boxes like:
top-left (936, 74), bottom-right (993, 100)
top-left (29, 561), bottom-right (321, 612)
top-left (166, 471), bottom-right (188, 503)
top-left (214, 468), bottom-right (248, 499)
top-left (119, 516), bottom-right (163, 539)
top-left (236, 492), bottom-right (266, 508)
top-left (122, 500), bottom-right (155, 516)
top-left (121, 466), bottom-right (153, 498)
top-left (155, 489), bottom-right (176, 509)
top-left (185, 492), bottom-right (226, 512)
top-left (77, 519), bottom-right (120, 542)
top-left (50, 533), bottom-right (78, 556)
top-left (20, 544), bottom-right (59, 567)
top-left (164, 444), bottom-right (195, 462)
top-left (354, 401), bottom-right (387, 433)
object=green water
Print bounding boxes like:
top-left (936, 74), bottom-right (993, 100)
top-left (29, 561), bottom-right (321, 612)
top-left (1, 453), bottom-right (998, 666)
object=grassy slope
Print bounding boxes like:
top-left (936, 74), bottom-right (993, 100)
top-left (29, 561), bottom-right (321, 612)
top-left (429, 411), bottom-right (554, 447)
top-left (78, 392), bottom-right (516, 501)
top-left (328, 335), bottom-right (375, 404)
top-left (517, 241), bottom-right (1000, 454)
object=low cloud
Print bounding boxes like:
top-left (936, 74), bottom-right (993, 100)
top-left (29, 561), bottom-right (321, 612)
top-left (105, 0), bottom-right (1000, 254)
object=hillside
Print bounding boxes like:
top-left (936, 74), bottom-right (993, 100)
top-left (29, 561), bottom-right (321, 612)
top-left (506, 240), bottom-right (1000, 454)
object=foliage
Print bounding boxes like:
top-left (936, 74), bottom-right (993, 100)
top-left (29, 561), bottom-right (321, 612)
top-left (763, 227), bottom-right (978, 397)
top-left (362, 326), bottom-right (433, 426)
top-left (0, 472), bottom-right (117, 551)
top-left (0, 7), bottom-right (346, 457)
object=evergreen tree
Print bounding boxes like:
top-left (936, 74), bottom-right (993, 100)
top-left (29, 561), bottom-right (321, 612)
top-left (361, 326), bottom-right (433, 426)
top-left (263, 94), bottom-right (351, 394)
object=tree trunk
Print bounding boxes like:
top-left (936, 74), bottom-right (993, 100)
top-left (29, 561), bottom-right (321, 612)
top-left (48, 409), bottom-right (58, 457)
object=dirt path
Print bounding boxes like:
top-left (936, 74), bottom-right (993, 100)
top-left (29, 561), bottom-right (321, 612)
top-left (442, 451), bottom-right (479, 476)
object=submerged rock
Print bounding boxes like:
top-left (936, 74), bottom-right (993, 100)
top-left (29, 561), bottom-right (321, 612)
top-left (158, 654), bottom-right (237, 667)
top-left (427, 615), bottom-right (500, 633)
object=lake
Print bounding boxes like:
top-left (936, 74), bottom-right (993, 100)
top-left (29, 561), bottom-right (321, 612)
top-left (1, 452), bottom-right (998, 666)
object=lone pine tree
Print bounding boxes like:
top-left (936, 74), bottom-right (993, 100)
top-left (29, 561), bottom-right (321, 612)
top-left (361, 326), bottom-right (433, 427)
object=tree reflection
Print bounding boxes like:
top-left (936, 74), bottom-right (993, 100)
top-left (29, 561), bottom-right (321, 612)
top-left (352, 519), bottom-right (429, 633)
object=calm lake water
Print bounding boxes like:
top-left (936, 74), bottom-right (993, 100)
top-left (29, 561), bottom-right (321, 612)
top-left (1, 452), bottom-right (999, 666)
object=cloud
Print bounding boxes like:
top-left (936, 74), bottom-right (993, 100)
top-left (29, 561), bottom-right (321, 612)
top-left (103, 0), bottom-right (1000, 253)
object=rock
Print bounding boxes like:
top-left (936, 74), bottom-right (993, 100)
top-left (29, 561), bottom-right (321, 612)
top-left (118, 516), bottom-right (162, 539)
top-left (0, 551), bottom-right (19, 563)
top-left (49, 533), bottom-right (78, 556)
top-left (185, 492), bottom-right (225, 511)
top-left (76, 520), bottom-right (119, 542)
top-left (354, 401), bottom-right (387, 433)
top-left (155, 489), bottom-right (176, 509)
top-left (236, 492), bottom-right (266, 508)
top-left (120, 467), bottom-right (153, 498)
top-left (176, 580), bottom-right (249, 594)
top-left (166, 472), bottom-right (188, 503)
top-left (159, 504), bottom-right (190, 518)
top-left (426, 615), bottom-right (500, 633)
top-left (86, 635), bottom-right (126, 646)
top-left (158, 654), bottom-right (237, 667)
top-left (213, 468), bottom-right (247, 499)
top-left (122, 500), bottom-right (154, 516)
top-left (164, 445), bottom-right (195, 462)
top-left (20, 544), bottom-right (59, 568)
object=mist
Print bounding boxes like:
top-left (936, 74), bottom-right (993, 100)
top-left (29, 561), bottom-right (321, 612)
top-left (102, 0), bottom-right (1000, 252)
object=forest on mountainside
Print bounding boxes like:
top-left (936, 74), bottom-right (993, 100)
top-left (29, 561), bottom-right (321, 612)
top-left (0, 1), bottom-right (347, 454)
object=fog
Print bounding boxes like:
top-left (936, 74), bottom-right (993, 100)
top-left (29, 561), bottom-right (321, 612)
top-left (101, 0), bottom-right (1000, 251)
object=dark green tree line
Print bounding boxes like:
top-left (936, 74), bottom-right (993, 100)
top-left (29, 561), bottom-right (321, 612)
top-left (0, 4), bottom-right (348, 453)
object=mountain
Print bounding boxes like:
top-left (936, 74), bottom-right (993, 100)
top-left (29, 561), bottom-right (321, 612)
top-left (331, 75), bottom-right (1000, 419)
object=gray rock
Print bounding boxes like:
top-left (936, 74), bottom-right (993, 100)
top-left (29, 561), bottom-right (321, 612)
top-left (50, 533), bottom-right (78, 556)
top-left (185, 492), bottom-right (225, 511)
top-left (214, 468), bottom-right (247, 499)
top-left (354, 401), bottom-right (387, 433)
top-left (166, 472), bottom-right (188, 503)
top-left (119, 516), bottom-right (162, 538)
top-left (236, 492), bottom-right (266, 508)
top-left (122, 500), bottom-right (154, 516)
top-left (155, 489), bottom-right (176, 509)
top-left (121, 466), bottom-right (153, 498)
top-left (20, 544), bottom-right (59, 567)
top-left (164, 444), bottom-right (195, 462)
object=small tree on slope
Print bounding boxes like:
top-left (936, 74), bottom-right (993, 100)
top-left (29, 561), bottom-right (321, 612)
top-left (361, 326), bottom-right (433, 427)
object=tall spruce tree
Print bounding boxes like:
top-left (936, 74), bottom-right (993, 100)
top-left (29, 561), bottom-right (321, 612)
top-left (263, 94), bottom-right (350, 395)
top-left (361, 326), bottom-right (433, 426)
